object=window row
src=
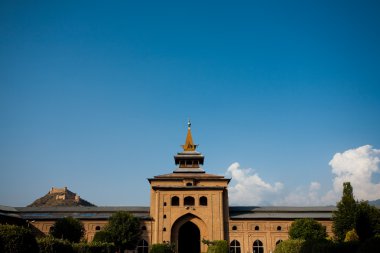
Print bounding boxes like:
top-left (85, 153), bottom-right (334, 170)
top-left (231, 225), bottom-right (283, 231)
top-left (170, 196), bottom-right (208, 206)
top-left (229, 239), bottom-right (283, 253)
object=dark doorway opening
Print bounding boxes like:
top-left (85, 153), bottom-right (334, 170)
top-left (178, 221), bottom-right (200, 253)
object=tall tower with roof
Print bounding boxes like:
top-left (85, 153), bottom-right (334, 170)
top-left (174, 120), bottom-right (204, 173)
top-left (148, 122), bottom-right (230, 253)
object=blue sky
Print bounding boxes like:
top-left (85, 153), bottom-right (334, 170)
top-left (1, 1), bottom-right (380, 207)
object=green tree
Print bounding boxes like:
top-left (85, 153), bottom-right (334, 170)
top-left (332, 182), bottom-right (357, 241)
top-left (93, 230), bottom-right (113, 243)
top-left (50, 216), bottom-right (85, 243)
top-left (288, 218), bottom-right (327, 241)
top-left (105, 211), bottom-right (142, 252)
top-left (355, 201), bottom-right (380, 241)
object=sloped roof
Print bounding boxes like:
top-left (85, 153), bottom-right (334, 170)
top-left (229, 206), bottom-right (336, 219)
top-left (150, 172), bottom-right (228, 180)
top-left (16, 206), bottom-right (151, 220)
top-left (0, 205), bottom-right (22, 219)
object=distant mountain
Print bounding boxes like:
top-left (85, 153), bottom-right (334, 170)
top-left (369, 199), bottom-right (380, 206)
top-left (28, 187), bottom-right (96, 207)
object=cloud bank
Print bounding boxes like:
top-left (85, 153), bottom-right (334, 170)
top-left (329, 145), bottom-right (380, 201)
top-left (226, 145), bottom-right (380, 206)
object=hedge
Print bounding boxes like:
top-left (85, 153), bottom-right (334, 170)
top-left (274, 239), bottom-right (361, 253)
top-left (150, 243), bottom-right (174, 253)
top-left (37, 236), bottom-right (74, 253)
top-left (206, 240), bottom-right (228, 253)
top-left (0, 224), bottom-right (39, 253)
top-left (73, 242), bottom-right (116, 253)
top-left (274, 239), bottom-right (304, 253)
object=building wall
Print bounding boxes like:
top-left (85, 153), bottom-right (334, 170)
top-left (228, 219), bottom-right (333, 253)
top-left (29, 216), bottom-right (333, 253)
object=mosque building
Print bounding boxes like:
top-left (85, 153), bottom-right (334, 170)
top-left (0, 122), bottom-right (335, 253)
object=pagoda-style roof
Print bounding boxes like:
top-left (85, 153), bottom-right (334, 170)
top-left (173, 121), bottom-right (205, 173)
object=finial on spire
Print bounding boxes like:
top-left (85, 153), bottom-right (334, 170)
top-left (182, 119), bottom-right (197, 151)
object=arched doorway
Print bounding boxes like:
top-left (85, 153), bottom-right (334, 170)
top-left (171, 214), bottom-right (208, 253)
top-left (178, 221), bottom-right (200, 253)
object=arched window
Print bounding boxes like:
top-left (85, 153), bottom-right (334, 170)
top-left (229, 240), bottom-right (241, 253)
top-left (171, 196), bottom-right (179, 206)
top-left (276, 240), bottom-right (283, 246)
top-left (277, 226), bottom-right (282, 231)
top-left (253, 240), bottom-right (264, 253)
top-left (200, 196), bottom-right (207, 206)
top-left (232, 225), bottom-right (237, 231)
top-left (95, 226), bottom-right (101, 231)
top-left (186, 182), bottom-right (193, 186)
top-left (184, 196), bottom-right (195, 206)
top-left (254, 225), bottom-right (259, 231)
top-left (137, 239), bottom-right (149, 253)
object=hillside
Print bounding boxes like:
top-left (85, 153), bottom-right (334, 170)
top-left (369, 199), bottom-right (380, 206)
top-left (28, 187), bottom-right (96, 207)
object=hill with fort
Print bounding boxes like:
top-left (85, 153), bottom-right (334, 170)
top-left (28, 187), bottom-right (95, 207)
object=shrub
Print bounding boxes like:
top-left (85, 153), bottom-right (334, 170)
top-left (88, 241), bottom-right (115, 253)
top-left (73, 241), bottom-right (116, 253)
top-left (274, 239), bottom-right (304, 253)
top-left (205, 240), bottom-right (228, 253)
top-left (299, 240), bottom-right (334, 253)
top-left (344, 228), bottom-right (359, 242)
top-left (150, 243), bottom-right (174, 253)
top-left (37, 236), bottom-right (74, 253)
top-left (0, 224), bottom-right (39, 253)
top-left (274, 239), bottom-right (360, 253)
top-left (357, 237), bottom-right (380, 253)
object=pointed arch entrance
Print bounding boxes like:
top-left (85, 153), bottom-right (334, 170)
top-left (178, 221), bottom-right (200, 253)
top-left (171, 214), bottom-right (208, 253)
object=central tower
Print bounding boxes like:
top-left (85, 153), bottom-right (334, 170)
top-left (148, 122), bottom-right (230, 253)
top-left (174, 121), bottom-right (204, 173)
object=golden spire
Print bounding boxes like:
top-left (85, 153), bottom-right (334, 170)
top-left (182, 120), bottom-right (197, 151)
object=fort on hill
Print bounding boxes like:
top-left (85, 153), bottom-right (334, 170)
top-left (28, 186), bottom-right (95, 207)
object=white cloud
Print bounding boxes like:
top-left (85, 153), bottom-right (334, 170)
top-left (225, 145), bottom-right (380, 206)
top-left (329, 145), bottom-right (380, 201)
top-left (274, 182), bottom-right (327, 206)
top-left (309, 182), bottom-right (321, 191)
top-left (226, 162), bottom-right (283, 205)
